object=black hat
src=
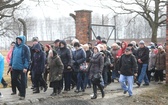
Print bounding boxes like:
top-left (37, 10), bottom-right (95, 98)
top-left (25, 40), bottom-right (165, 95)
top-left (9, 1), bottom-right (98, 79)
top-left (96, 36), bottom-right (101, 40)
top-left (54, 39), bottom-right (60, 43)
top-left (151, 45), bottom-right (155, 49)
top-left (128, 43), bottom-right (133, 47)
top-left (125, 47), bottom-right (131, 51)
top-left (74, 42), bottom-right (80, 47)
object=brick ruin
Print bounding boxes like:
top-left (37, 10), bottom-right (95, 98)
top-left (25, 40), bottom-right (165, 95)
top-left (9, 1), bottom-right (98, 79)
top-left (70, 10), bottom-right (92, 44)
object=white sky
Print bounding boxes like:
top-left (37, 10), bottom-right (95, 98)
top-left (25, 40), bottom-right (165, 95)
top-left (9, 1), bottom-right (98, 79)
top-left (23, 0), bottom-right (114, 19)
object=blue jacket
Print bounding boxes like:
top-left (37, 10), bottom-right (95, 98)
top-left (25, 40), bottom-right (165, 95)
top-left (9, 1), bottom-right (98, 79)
top-left (32, 43), bottom-right (46, 74)
top-left (10, 35), bottom-right (30, 70)
top-left (0, 53), bottom-right (4, 82)
top-left (72, 48), bottom-right (86, 72)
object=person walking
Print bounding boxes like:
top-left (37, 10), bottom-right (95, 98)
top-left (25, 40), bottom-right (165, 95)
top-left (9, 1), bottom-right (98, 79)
top-left (9, 35), bottom-right (31, 100)
top-left (118, 47), bottom-right (138, 97)
top-left (155, 46), bottom-right (166, 84)
top-left (32, 43), bottom-right (48, 93)
top-left (48, 50), bottom-right (64, 96)
top-left (88, 46), bottom-right (104, 99)
top-left (0, 52), bottom-right (4, 97)
top-left (72, 42), bottom-right (86, 93)
top-left (136, 40), bottom-right (150, 87)
top-left (57, 40), bottom-right (72, 92)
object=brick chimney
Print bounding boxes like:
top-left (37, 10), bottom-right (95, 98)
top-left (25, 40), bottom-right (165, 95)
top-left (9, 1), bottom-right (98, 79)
top-left (75, 10), bottom-right (92, 44)
top-left (166, 1), bottom-right (168, 83)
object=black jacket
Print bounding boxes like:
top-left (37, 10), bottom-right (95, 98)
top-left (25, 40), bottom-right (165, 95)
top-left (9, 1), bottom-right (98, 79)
top-left (119, 54), bottom-right (138, 76)
top-left (86, 50), bottom-right (92, 63)
top-left (136, 46), bottom-right (149, 64)
top-left (57, 40), bottom-right (72, 72)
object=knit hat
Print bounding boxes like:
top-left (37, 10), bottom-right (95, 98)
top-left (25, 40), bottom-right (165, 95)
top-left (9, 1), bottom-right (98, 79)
top-left (130, 41), bottom-right (136, 46)
top-left (32, 37), bottom-right (38, 42)
top-left (125, 47), bottom-right (131, 52)
top-left (139, 40), bottom-right (145, 44)
top-left (54, 39), bottom-right (60, 43)
top-left (128, 43), bottom-right (133, 47)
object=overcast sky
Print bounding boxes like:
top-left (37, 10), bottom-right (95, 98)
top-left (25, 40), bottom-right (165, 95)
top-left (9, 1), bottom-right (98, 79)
top-left (23, 0), bottom-right (114, 19)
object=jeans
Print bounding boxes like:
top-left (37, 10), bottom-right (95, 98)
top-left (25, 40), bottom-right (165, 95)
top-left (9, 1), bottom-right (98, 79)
top-left (64, 72), bottom-right (72, 91)
top-left (84, 72), bottom-right (91, 88)
top-left (10, 71), bottom-right (20, 93)
top-left (137, 64), bottom-right (149, 84)
top-left (12, 70), bottom-right (27, 97)
top-left (77, 72), bottom-right (84, 91)
top-left (119, 74), bottom-right (134, 96)
top-left (103, 71), bottom-right (108, 86)
top-left (112, 70), bottom-right (120, 79)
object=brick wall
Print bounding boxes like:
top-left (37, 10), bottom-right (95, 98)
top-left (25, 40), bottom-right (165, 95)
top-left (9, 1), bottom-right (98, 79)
top-left (75, 10), bottom-right (92, 44)
top-left (166, 2), bottom-right (168, 84)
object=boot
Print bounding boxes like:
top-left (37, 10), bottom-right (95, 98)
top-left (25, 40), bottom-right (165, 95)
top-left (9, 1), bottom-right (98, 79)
top-left (33, 88), bottom-right (40, 93)
top-left (102, 90), bottom-right (105, 98)
top-left (91, 94), bottom-right (97, 99)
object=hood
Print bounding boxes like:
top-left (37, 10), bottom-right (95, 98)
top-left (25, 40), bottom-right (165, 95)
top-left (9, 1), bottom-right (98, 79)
top-left (33, 43), bottom-right (42, 52)
top-left (16, 35), bottom-right (26, 46)
top-left (59, 40), bottom-right (67, 48)
top-left (121, 41), bottom-right (128, 51)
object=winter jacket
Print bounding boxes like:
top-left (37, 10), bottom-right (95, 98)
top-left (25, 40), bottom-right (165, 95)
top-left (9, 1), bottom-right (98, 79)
top-left (32, 44), bottom-right (46, 74)
top-left (148, 51), bottom-right (156, 71)
top-left (89, 53), bottom-right (104, 79)
top-left (48, 54), bottom-right (64, 82)
top-left (10, 35), bottom-right (30, 70)
top-left (72, 48), bottom-right (86, 72)
top-left (0, 53), bottom-right (4, 82)
top-left (136, 46), bottom-right (149, 64)
top-left (6, 48), bottom-right (13, 64)
top-left (119, 54), bottom-right (138, 76)
top-left (86, 50), bottom-right (92, 63)
top-left (155, 51), bottom-right (166, 70)
top-left (57, 40), bottom-right (72, 72)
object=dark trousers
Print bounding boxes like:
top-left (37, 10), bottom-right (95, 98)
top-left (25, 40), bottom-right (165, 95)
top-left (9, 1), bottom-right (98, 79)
top-left (34, 73), bottom-right (47, 89)
top-left (1, 78), bottom-right (7, 86)
top-left (77, 72), bottom-right (84, 91)
top-left (12, 70), bottom-right (26, 97)
top-left (102, 71), bottom-right (108, 86)
top-left (64, 72), bottom-right (72, 91)
top-left (71, 72), bottom-right (77, 87)
top-left (10, 71), bottom-right (20, 93)
top-left (92, 82), bottom-right (104, 96)
top-left (155, 70), bottom-right (163, 82)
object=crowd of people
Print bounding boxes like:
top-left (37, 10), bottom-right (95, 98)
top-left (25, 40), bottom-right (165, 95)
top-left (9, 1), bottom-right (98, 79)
top-left (0, 35), bottom-right (166, 100)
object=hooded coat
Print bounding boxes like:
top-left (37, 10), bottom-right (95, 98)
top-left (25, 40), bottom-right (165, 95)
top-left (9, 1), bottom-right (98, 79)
top-left (10, 35), bottom-right (30, 70)
top-left (0, 53), bottom-right (4, 82)
top-left (155, 50), bottom-right (166, 70)
top-left (48, 52), bottom-right (64, 82)
top-left (57, 40), bottom-right (72, 72)
top-left (32, 43), bottom-right (46, 74)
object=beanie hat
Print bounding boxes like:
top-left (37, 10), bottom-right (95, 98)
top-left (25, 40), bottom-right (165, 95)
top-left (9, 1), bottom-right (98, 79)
top-left (139, 40), bottom-right (145, 44)
top-left (150, 45), bottom-right (155, 49)
top-left (32, 37), bottom-right (38, 42)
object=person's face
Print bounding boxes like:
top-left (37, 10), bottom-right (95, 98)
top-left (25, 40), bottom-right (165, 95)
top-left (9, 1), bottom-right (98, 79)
top-left (99, 46), bottom-right (104, 51)
top-left (33, 41), bottom-right (38, 45)
top-left (151, 49), bottom-right (154, 52)
top-left (60, 43), bottom-right (64, 48)
top-left (35, 49), bottom-right (39, 52)
top-left (128, 46), bottom-right (132, 49)
top-left (122, 43), bottom-right (125, 48)
top-left (94, 48), bottom-right (98, 53)
top-left (17, 39), bottom-right (22, 45)
top-left (139, 44), bottom-right (145, 48)
top-left (11, 43), bottom-right (15, 48)
top-left (45, 46), bottom-right (49, 51)
top-left (125, 50), bottom-right (131, 55)
top-left (96, 39), bottom-right (100, 42)
top-left (55, 42), bottom-right (59, 47)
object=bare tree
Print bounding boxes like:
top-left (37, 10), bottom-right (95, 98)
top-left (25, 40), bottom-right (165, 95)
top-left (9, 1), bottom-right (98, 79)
top-left (101, 0), bottom-right (167, 43)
